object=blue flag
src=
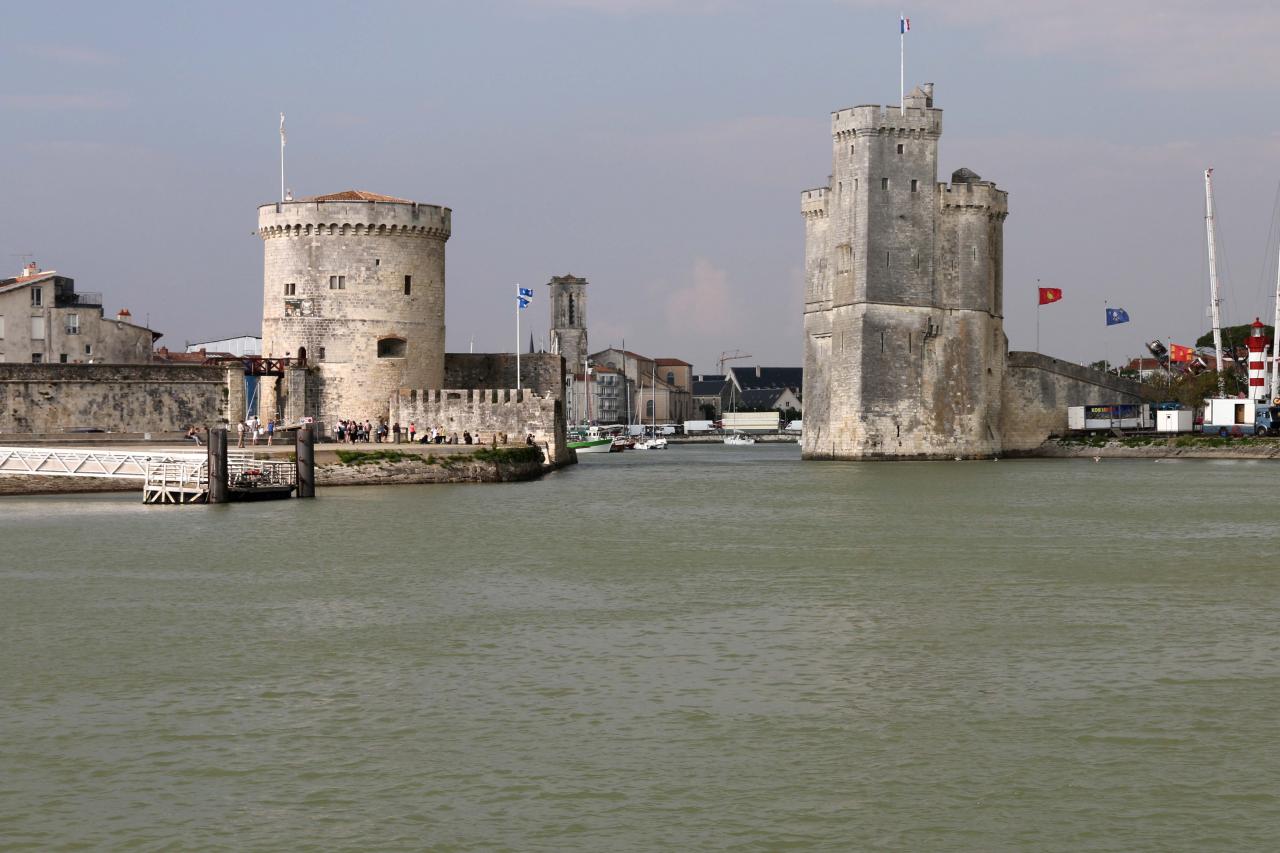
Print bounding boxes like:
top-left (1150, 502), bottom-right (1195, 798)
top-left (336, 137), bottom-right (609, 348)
top-left (517, 296), bottom-right (530, 310)
top-left (1105, 307), bottom-right (1129, 326)
top-left (518, 287), bottom-right (534, 298)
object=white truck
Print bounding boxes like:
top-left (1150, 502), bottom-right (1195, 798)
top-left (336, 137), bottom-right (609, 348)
top-left (1067, 404), bottom-right (1153, 432)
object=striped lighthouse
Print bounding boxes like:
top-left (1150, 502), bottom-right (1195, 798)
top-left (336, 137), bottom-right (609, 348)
top-left (1246, 317), bottom-right (1270, 402)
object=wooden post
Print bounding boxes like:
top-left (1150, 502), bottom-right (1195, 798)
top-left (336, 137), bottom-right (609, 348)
top-left (207, 425), bottom-right (228, 504)
top-left (295, 423), bottom-right (315, 498)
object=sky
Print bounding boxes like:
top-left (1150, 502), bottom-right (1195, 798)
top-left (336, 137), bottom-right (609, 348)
top-left (3, 0), bottom-right (1280, 373)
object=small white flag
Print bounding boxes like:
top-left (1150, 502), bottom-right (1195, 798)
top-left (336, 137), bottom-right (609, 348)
top-left (280, 112), bottom-right (286, 147)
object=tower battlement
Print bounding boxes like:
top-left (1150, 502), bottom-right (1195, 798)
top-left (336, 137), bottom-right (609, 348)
top-left (831, 103), bottom-right (941, 140)
top-left (939, 180), bottom-right (1009, 217)
top-left (801, 187), bottom-right (828, 219)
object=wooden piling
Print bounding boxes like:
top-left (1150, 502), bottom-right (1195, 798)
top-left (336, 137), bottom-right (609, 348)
top-left (295, 424), bottom-right (315, 498)
top-left (207, 426), bottom-right (228, 504)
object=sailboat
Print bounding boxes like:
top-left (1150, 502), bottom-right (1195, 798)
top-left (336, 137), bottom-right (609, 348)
top-left (635, 361), bottom-right (668, 450)
top-left (722, 367), bottom-right (756, 445)
top-left (567, 361), bottom-right (615, 453)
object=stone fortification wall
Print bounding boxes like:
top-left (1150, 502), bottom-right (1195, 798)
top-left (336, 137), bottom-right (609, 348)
top-left (390, 388), bottom-right (569, 465)
top-left (443, 353), bottom-right (564, 397)
top-left (1001, 351), bottom-right (1161, 453)
top-left (0, 364), bottom-right (235, 434)
top-left (258, 196), bottom-right (450, 423)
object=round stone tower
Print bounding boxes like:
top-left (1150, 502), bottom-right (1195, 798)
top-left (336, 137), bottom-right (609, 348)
top-left (257, 190), bottom-right (451, 423)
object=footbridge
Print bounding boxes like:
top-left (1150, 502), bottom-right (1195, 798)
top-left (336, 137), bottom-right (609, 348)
top-left (0, 445), bottom-right (298, 504)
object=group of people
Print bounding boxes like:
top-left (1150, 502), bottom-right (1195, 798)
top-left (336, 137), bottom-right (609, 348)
top-left (236, 416), bottom-right (276, 447)
top-left (333, 419), bottom-right (381, 443)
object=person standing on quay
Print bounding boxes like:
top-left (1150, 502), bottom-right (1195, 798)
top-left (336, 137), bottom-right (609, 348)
top-left (409, 422), bottom-right (416, 443)
top-left (236, 420), bottom-right (245, 448)
top-left (266, 418), bottom-right (275, 446)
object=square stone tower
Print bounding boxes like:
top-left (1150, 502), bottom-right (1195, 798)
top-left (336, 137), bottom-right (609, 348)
top-left (802, 85), bottom-right (1009, 459)
top-left (547, 274), bottom-right (588, 373)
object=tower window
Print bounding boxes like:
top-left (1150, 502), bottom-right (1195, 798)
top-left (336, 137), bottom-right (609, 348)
top-left (972, 246), bottom-right (978, 261)
top-left (913, 250), bottom-right (920, 270)
top-left (850, 144), bottom-right (855, 155)
top-left (568, 295), bottom-right (576, 326)
top-left (377, 337), bottom-right (407, 358)
top-left (911, 179), bottom-right (918, 193)
top-left (897, 143), bottom-right (904, 154)
top-left (84, 344), bottom-right (91, 355)
top-left (329, 275), bottom-right (346, 290)
top-left (404, 275), bottom-right (412, 295)
top-left (60, 353), bottom-right (68, 363)
top-left (284, 282), bottom-right (296, 295)
top-left (881, 178), bottom-right (889, 190)
top-left (317, 346), bottom-right (326, 361)
top-left (886, 251), bottom-right (891, 269)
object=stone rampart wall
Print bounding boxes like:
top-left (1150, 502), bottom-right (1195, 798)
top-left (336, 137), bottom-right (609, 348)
top-left (443, 353), bottom-right (564, 397)
top-left (1001, 351), bottom-right (1161, 453)
top-left (391, 387), bottom-right (568, 464)
top-left (0, 364), bottom-right (235, 434)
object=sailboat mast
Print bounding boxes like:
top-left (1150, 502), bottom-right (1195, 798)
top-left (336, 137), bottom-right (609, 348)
top-left (1205, 168), bottom-right (1226, 394)
top-left (1272, 229), bottom-right (1280, 400)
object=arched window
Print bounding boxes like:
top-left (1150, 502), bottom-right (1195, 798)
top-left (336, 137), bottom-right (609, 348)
top-left (567, 295), bottom-right (575, 326)
top-left (377, 337), bottom-right (407, 358)
top-left (297, 346), bottom-right (308, 364)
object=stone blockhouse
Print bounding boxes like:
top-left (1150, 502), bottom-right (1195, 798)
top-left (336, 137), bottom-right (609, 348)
top-left (0, 263), bottom-right (160, 365)
top-left (257, 190), bottom-right (450, 424)
top-left (802, 85), bottom-right (1154, 459)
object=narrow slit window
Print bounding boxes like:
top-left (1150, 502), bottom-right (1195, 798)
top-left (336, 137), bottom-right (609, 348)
top-left (404, 275), bottom-right (412, 295)
top-left (881, 177), bottom-right (889, 190)
top-left (886, 251), bottom-right (891, 269)
top-left (896, 143), bottom-right (904, 154)
top-left (910, 179), bottom-right (918, 193)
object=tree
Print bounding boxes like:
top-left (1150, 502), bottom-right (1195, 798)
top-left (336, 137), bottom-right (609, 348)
top-left (1196, 323), bottom-right (1273, 352)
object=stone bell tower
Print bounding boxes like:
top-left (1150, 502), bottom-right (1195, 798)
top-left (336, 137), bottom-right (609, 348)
top-left (547, 273), bottom-right (588, 372)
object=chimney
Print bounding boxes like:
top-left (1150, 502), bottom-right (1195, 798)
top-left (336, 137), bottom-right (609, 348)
top-left (116, 308), bottom-right (132, 321)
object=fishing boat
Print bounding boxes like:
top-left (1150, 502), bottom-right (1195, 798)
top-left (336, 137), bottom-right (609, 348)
top-left (568, 426), bottom-right (614, 454)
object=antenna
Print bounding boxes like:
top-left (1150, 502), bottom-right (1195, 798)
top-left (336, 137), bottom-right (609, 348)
top-left (718, 349), bottom-right (753, 374)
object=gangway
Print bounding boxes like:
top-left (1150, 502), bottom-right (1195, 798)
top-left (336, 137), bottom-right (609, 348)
top-left (0, 446), bottom-right (292, 504)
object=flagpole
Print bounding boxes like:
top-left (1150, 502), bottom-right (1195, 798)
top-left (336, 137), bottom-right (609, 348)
top-left (515, 283), bottom-right (522, 392)
top-left (899, 13), bottom-right (905, 116)
top-left (1036, 280), bottom-right (1041, 353)
top-left (279, 113), bottom-right (285, 203)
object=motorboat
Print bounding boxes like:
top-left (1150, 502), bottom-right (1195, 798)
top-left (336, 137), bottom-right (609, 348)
top-left (723, 432), bottom-right (756, 446)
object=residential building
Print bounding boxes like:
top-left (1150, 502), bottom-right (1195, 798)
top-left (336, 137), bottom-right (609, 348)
top-left (727, 366), bottom-right (804, 414)
top-left (187, 335), bottom-right (261, 357)
top-left (0, 262), bottom-right (160, 364)
top-left (692, 373), bottom-right (730, 418)
top-left (591, 347), bottom-right (693, 425)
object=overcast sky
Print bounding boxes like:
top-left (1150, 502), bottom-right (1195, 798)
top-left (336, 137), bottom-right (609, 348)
top-left (4, 0), bottom-right (1279, 372)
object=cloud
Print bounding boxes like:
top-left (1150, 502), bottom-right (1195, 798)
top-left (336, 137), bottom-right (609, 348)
top-left (843, 0), bottom-right (1280, 90)
top-left (513, 0), bottom-right (729, 13)
top-left (663, 258), bottom-right (737, 338)
top-left (20, 44), bottom-right (119, 65)
top-left (0, 92), bottom-right (129, 111)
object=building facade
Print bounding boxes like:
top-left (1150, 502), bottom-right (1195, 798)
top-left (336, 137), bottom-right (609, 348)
top-left (257, 190), bottom-right (451, 422)
top-left (0, 263), bottom-right (160, 365)
top-left (801, 85), bottom-right (1008, 459)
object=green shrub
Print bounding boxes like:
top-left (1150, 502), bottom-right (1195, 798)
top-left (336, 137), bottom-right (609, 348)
top-left (472, 445), bottom-right (543, 465)
top-left (335, 449), bottom-right (414, 466)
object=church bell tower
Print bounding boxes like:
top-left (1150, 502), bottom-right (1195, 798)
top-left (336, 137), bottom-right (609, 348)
top-left (547, 273), bottom-right (588, 372)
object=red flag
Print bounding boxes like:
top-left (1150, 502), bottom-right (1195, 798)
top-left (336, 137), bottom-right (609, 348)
top-left (1170, 344), bottom-right (1195, 363)
top-left (1038, 287), bottom-right (1063, 305)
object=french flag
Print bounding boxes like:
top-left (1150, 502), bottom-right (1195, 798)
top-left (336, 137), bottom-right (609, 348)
top-left (900, 15), bottom-right (910, 34)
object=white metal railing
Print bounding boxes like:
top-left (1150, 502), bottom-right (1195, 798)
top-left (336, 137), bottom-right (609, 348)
top-left (0, 446), bottom-right (204, 479)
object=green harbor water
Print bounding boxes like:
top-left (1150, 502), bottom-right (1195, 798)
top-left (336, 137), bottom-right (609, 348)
top-left (2, 445), bottom-right (1278, 851)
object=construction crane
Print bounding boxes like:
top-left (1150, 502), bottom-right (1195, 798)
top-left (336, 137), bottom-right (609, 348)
top-left (718, 350), bottom-right (752, 375)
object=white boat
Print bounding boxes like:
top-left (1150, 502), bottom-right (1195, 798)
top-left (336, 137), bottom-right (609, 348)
top-left (635, 437), bottom-right (668, 450)
top-left (723, 432), bottom-right (756, 446)
top-left (634, 363), bottom-right (669, 450)
top-left (569, 426), bottom-right (614, 454)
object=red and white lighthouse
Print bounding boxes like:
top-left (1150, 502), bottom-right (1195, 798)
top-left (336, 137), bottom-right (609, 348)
top-left (1246, 317), bottom-right (1270, 402)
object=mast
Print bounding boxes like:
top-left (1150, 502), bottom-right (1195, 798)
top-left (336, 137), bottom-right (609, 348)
top-left (1273, 230), bottom-right (1280, 399)
top-left (1205, 168), bottom-right (1226, 394)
